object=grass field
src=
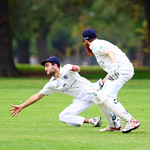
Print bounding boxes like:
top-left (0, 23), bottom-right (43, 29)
top-left (0, 78), bottom-right (150, 150)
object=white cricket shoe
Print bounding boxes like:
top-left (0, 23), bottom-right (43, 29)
top-left (90, 116), bottom-right (102, 127)
top-left (99, 117), bottom-right (122, 132)
top-left (113, 116), bottom-right (123, 129)
top-left (122, 119), bottom-right (140, 133)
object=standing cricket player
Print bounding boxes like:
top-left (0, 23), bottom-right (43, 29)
top-left (9, 56), bottom-right (122, 128)
top-left (82, 28), bottom-right (140, 133)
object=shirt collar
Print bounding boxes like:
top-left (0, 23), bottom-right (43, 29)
top-left (89, 39), bottom-right (98, 50)
top-left (52, 66), bottom-right (62, 80)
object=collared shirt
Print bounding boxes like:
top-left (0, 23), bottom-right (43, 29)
top-left (89, 39), bottom-right (134, 73)
top-left (39, 64), bottom-right (94, 97)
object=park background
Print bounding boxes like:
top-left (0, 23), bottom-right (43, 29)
top-left (0, 1), bottom-right (150, 150)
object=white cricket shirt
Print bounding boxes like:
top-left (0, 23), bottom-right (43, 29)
top-left (89, 39), bottom-right (133, 73)
top-left (39, 64), bottom-right (93, 97)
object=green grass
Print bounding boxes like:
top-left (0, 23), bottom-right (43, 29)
top-left (0, 78), bottom-right (150, 150)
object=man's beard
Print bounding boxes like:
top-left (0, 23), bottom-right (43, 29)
top-left (47, 67), bottom-right (56, 76)
top-left (85, 42), bottom-right (93, 56)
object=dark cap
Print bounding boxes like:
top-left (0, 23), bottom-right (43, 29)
top-left (41, 56), bottom-right (60, 68)
top-left (82, 28), bottom-right (97, 40)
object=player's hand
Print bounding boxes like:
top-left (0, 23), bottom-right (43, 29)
top-left (98, 78), bottom-right (104, 88)
top-left (9, 105), bottom-right (22, 117)
top-left (109, 63), bottom-right (120, 80)
top-left (70, 65), bottom-right (80, 72)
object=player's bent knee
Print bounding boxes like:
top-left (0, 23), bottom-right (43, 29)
top-left (59, 111), bottom-right (71, 123)
top-left (59, 112), bottom-right (66, 123)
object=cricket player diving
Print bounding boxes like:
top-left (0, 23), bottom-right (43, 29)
top-left (82, 28), bottom-right (140, 133)
top-left (9, 56), bottom-right (122, 128)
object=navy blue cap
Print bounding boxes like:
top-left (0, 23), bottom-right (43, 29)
top-left (82, 28), bottom-right (97, 40)
top-left (41, 56), bottom-right (60, 68)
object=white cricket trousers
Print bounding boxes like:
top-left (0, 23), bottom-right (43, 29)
top-left (99, 69), bottom-right (134, 124)
top-left (59, 92), bottom-right (95, 127)
top-left (102, 69), bottom-right (134, 98)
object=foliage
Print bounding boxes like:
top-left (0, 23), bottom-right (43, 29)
top-left (0, 78), bottom-right (150, 149)
top-left (102, 0), bottom-right (148, 49)
top-left (9, 0), bottom-right (33, 40)
top-left (7, 0), bottom-right (150, 66)
top-left (81, 0), bottom-right (139, 54)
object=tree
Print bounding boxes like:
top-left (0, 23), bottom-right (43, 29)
top-left (31, 0), bottom-right (58, 62)
top-left (103, 0), bottom-right (150, 65)
top-left (0, 0), bottom-right (20, 77)
top-left (9, 0), bottom-right (33, 64)
top-left (143, 0), bottom-right (150, 65)
top-left (33, 0), bottom-right (93, 62)
top-left (55, 0), bottom-right (94, 64)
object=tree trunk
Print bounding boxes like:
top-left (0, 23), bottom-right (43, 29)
top-left (0, 0), bottom-right (20, 77)
top-left (17, 39), bottom-right (30, 64)
top-left (37, 29), bottom-right (49, 62)
top-left (143, 0), bottom-right (150, 66)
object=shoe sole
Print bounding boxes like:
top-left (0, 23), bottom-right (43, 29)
top-left (122, 128), bottom-right (132, 133)
top-left (132, 123), bottom-right (140, 130)
top-left (99, 126), bottom-right (122, 132)
top-left (99, 129), bottom-right (121, 132)
top-left (122, 123), bottom-right (140, 134)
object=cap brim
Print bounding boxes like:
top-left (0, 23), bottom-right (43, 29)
top-left (41, 61), bottom-right (49, 66)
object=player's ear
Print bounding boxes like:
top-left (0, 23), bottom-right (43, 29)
top-left (54, 63), bottom-right (59, 68)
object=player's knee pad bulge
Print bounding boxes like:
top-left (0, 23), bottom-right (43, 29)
top-left (94, 90), bottom-right (106, 105)
top-left (94, 90), bottom-right (116, 106)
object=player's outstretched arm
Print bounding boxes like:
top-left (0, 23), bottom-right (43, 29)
top-left (9, 93), bottom-right (44, 117)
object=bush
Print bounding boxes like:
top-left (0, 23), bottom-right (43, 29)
top-left (16, 64), bottom-right (150, 79)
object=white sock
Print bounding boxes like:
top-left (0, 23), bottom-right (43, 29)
top-left (89, 118), bottom-right (93, 124)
